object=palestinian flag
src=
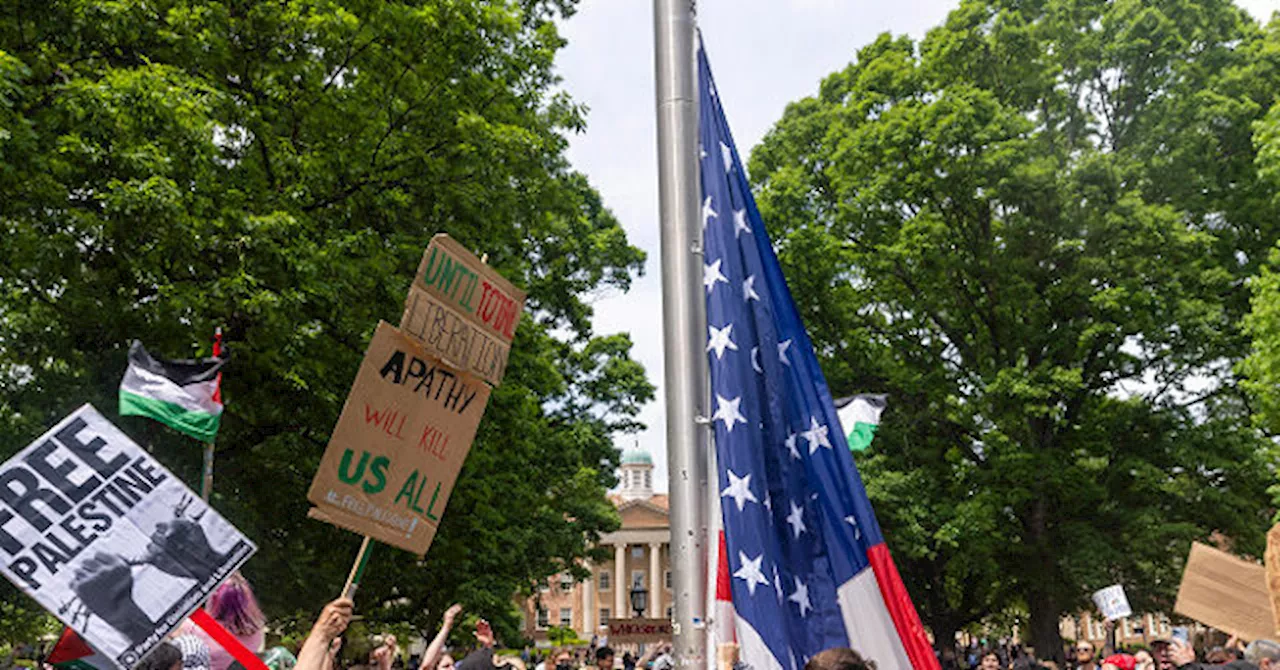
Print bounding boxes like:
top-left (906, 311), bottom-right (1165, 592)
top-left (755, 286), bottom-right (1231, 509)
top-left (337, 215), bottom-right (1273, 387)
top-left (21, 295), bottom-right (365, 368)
top-left (835, 394), bottom-right (887, 452)
top-left (119, 340), bottom-right (229, 442)
top-left (47, 628), bottom-right (112, 670)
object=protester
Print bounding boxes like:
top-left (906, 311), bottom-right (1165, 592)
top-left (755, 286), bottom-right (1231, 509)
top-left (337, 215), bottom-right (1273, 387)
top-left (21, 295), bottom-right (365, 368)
top-left (1075, 643), bottom-right (1099, 670)
top-left (171, 633), bottom-right (213, 670)
top-left (419, 604), bottom-right (464, 670)
top-left (623, 653), bottom-right (636, 670)
top-left (181, 574), bottom-right (267, 670)
top-left (1134, 649), bottom-right (1155, 670)
top-left (1102, 654), bottom-right (1136, 670)
top-left (372, 635), bottom-right (400, 670)
top-left (981, 651), bottom-right (1002, 670)
top-left (296, 599), bottom-right (355, 670)
top-left (804, 648), bottom-right (877, 670)
top-left (454, 619), bottom-right (498, 670)
top-left (595, 648), bottom-right (615, 670)
top-left (1244, 640), bottom-right (1280, 670)
top-left (140, 643), bottom-right (186, 670)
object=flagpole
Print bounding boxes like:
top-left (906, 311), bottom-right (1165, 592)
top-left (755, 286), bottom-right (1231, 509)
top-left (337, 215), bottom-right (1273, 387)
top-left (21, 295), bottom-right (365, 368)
top-left (202, 327), bottom-right (223, 502)
top-left (654, 0), bottom-right (708, 667)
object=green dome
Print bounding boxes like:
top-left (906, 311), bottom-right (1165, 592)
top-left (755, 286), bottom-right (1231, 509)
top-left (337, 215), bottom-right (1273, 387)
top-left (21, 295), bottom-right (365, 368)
top-left (622, 449), bottom-right (653, 466)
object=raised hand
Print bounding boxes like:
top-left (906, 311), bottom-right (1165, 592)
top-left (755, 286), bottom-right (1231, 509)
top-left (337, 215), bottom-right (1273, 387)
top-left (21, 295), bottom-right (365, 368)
top-left (475, 619), bottom-right (495, 648)
top-left (71, 552), bottom-right (153, 643)
top-left (313, 599), bottom-right (354, 641)
top-left (443, 604), bottom-right (463, 628)
top-left (145, 517), bottom-right (223, 582)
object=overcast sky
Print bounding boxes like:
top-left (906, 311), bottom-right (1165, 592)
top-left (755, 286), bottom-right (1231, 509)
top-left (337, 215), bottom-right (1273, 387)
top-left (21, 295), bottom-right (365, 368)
top-left (555, 0), bottom-right (1280, 492)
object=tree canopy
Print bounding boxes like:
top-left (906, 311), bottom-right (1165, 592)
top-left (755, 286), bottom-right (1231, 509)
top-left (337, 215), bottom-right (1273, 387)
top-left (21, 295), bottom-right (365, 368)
top-left (0, 0), bottom-right (651, 641)
top-left (750, 0), bottom-right (1280, 657)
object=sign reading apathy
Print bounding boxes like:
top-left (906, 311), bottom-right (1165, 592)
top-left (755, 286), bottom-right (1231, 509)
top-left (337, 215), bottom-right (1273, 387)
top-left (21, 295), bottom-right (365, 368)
top-left (307, 321), bottom-right (492, 555)
top-left (400, 234), bottom-right (526, 386)
top-left (0, 405), bottom-right (255, 670)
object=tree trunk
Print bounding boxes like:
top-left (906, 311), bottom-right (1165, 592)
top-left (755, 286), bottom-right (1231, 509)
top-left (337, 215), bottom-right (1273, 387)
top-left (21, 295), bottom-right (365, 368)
top-left (932, 617), bottom-right (961, 666)
top-left (1027, 498), bottom-right (1064, 665)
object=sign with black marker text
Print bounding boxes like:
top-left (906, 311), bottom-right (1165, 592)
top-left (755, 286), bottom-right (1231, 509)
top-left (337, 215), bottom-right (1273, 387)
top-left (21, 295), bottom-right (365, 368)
top-left (0, 405), bottom-right (255, 669)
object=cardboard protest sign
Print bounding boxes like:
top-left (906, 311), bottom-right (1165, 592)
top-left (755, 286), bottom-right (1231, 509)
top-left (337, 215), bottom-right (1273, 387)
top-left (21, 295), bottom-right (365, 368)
top-left (1175, 541), bottom-right (1276, 640)
top-left (1265, 524), bottom-right (1280, 634)
top-left (400, 234), bottom-right (526, 386)
top-left (0, 405), bottom-right (255, 670)
top-left (307, 321), bottom-right (491, 555)
top-left (607, 619), bottom-right (674, 643)
top-left (1092, 585), bottom-right (1133, 621)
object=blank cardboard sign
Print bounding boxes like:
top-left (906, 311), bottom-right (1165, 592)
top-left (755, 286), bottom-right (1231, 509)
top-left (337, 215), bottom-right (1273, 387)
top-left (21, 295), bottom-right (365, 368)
top-left (1175, 542), bottom-right (1276, 640)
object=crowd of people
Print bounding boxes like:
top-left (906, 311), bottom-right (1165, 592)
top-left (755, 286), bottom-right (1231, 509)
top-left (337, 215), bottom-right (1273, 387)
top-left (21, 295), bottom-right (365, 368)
top-left (82, 575), bottom-right (1280, 670)
top-left (937, 635), bottom-right (1280, 670)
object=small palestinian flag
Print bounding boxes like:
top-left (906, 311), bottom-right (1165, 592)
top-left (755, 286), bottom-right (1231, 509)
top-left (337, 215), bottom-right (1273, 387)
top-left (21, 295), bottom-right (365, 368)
top-left (47, 627), bottom-right (112, 670)
top-left (834, 394), bottom-right (887, 452)
top-left (119, 340), bottom-right (229, 442)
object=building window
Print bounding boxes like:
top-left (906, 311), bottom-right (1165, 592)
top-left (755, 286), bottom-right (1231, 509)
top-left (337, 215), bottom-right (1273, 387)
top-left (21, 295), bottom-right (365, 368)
top-left (665, 570), bottom-right (672, 590)
top-left (599, 571), bottom-right (612, 591)
top-left (631, 546), bottom-right (645, 559)
top-left (560, 574), bottom-right (574, 593)
top-left (539, 581), bottom-right (550, 593)
top-left (644, 471), bottom-right (652, 489)
top-left (600, 608), bottom-right (611, 624)
top-left (632, 570), bottom-right (646, 589)
top-left (537, 608), bottom-right (550, 629)
top-left (560, 608), bottom-right (573, 627)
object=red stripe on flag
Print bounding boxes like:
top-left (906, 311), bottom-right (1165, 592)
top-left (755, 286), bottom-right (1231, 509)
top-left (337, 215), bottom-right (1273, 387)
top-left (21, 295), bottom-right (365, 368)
top-left (716, 530), bottom-right (732, 601)
top-left (866, 544), bottom-right (939, 670)
top-left (191, 608), bottom-right (268, 670)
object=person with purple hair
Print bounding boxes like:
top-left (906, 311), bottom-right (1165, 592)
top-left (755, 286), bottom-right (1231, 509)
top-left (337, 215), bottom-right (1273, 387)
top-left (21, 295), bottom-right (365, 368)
top-left (182, 573), bottom-right (267, 670)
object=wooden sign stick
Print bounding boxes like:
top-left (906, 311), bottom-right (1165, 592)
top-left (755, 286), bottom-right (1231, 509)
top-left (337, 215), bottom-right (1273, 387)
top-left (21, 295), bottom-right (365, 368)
top-left (343, 536), bottom-right (374, 600)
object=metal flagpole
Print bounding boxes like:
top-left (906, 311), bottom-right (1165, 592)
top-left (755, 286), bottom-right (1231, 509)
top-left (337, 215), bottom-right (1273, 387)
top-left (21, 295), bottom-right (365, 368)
top-left (654, 0), bottom-right (708, 667)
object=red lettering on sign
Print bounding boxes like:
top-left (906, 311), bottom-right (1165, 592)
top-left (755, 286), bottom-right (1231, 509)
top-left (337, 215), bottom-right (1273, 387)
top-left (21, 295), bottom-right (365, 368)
top-left (364, 403), bottom-right (407, 440)
top-left (417, 423), bottom-right (450, 461)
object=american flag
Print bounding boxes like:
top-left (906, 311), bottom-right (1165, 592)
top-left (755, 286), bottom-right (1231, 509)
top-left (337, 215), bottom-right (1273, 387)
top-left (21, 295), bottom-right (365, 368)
top-left (699, 41), bottom-right (939, 670)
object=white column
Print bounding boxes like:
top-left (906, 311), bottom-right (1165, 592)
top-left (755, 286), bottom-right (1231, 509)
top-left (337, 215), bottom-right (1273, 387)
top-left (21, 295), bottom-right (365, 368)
top-left (649, 542), bottom-right (662, 618)
top-left (583, 565), bottom-right (595, 636)
top-left (615, 542), bottom-right (627, 617)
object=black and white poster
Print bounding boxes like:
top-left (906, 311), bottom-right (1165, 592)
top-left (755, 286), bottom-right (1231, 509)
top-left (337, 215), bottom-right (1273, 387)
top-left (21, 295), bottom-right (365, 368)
top-left (0, 404), bottom-right (255, 669)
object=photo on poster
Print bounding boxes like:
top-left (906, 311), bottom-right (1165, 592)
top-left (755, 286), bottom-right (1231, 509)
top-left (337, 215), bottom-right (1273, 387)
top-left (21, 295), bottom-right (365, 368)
top-left (0, 405), bottom-right (255, 669)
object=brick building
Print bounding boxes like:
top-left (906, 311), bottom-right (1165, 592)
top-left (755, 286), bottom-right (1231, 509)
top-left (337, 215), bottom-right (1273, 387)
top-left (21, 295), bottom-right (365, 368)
top-left (521, 449), bottom-right (673, 644)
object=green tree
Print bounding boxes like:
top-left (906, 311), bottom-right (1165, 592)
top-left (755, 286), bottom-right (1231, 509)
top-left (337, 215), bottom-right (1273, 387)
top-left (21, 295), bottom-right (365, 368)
top-left (750, 0), bottom-right (1280, 658)
top-left (0, 0), bottom-right (650, 640)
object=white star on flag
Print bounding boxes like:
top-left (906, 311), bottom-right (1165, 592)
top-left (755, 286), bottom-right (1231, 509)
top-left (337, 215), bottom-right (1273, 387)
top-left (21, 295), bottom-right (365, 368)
top-left (785, 431), bottom-right (800, 460)
top-left (707, 323), bottom-right (739, 359)
top-left (778, 339), bottom-right (792, 366)
top-left (704, 259), bottom-right (728, 293)
top-left (734, 209), bottom-right (751, 238)
top-left (802, 416), bottom-right (832, 454)
top-left (702, 195), bottom-right (717, 229)
top-left (721, 142), bottom-right (733, 172)
top-left (751, 347), bottom-right (763, 374)
top-left (743, 275), bottom-right (760, 302)
top-left (789, 577), bottom-right (813, 617)
top-left (786, 501), bottom-right (807, 538)
top-left (773, 564), bottom-right (784, 603)
top-left (846, 515), bottom-right (863, 541)
top-left (734, 551), bottom-right (769, 596)
top-left (720, 469), bottom-right (758, 511)
top-left (713, 394), bottom-right (747, 433)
